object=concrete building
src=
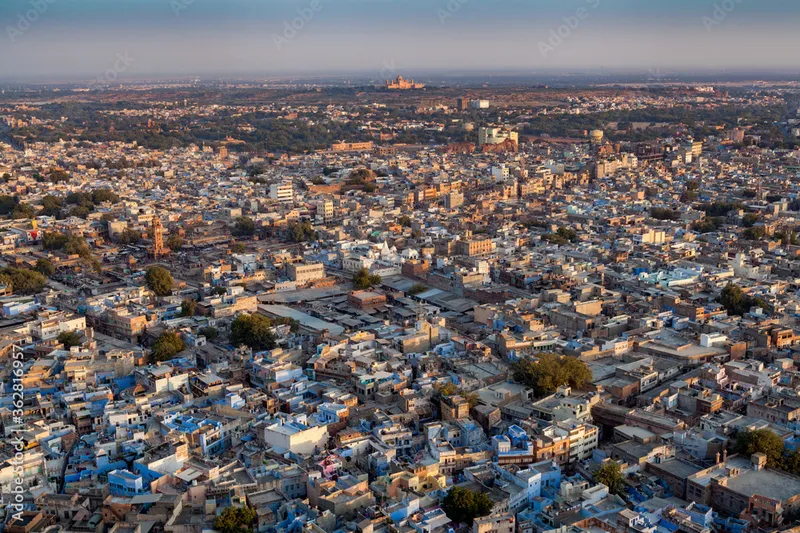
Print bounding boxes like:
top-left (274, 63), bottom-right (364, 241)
top-left (261, 416), bottom-right (328, 456)
top-left (478, 127), bottom-right (518, 146)
top-left (287, 262), bottom-right (326, 284)
top-left (269, 181), bottom-right (294, 203)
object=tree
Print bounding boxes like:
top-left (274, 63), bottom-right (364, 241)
top-left (742, 213), bottom-right (759, 228)
top-left (719, 283), bottom-right (769, 316)
top-left (231, 313), bottom-right (277, 351)
top-left (48, 169), bottom-right (70, 183)
top-left (434, 382), bottom-right (460, 397)
top-left (408, 283), bottom-right (428, 296)
top-left (353, 267), bottom-right (381, 290)
top-left (398, 215), bottom-right (412, 227)
top-left (556, 227), bottom-right (578, 243)
top-left (152, 331), bottom-right (186, 362)
top-left (681, 189), bottom-right (698, 203)
top-left (35, 258), bottom-right (56, 277)
top-left (231, 243), bottom-right (246, 253)
top-left (167, 234), bottom-right (183, 251)
top-left (743, 227), bottom-right (765, 240)
top-left (116, 228), bottom-right (142, 245)
top-left (200, 326), bottom-right (219, 341)
top-left (11, 202), bottom-right (35, 219)
top-left (146, 266), bottom-right (173, 296)
top-left (0, 267), bottom-right (47, 295)
top-left (691, 217), bottom-right (724, 233)
top-left (180, 299), bottom-right (197, 317)
top-left (703, 202), bottom-right (744, 217)
top-left (288, 221), bottom-right (318, 242)
top-left (650, 207), bottom-right (680, 221)
top-left (232, 217), bottom-right (256, 237)
top-left (594, 461), bottom-right (625, 496)
top-left (64, 236), bottom-right (92, 259)
top-left (442, 486), bottom-right (493, 525)
top-left (58, 331), bottom-right (82, 349)
top-left (68, 205), bottom-right (93, 219)
top-left (213, 506), bottom-right (257, 533)
top-left (41, 195), bottom-right (63, 217)
top-left (733, 429), bottom-right (784, 468)
top-left (92, 188), bottom-right (120, 204)
top-left (511, 353), bottom-right (592, 397)
top-left (0, 195), bottom-right (19, 216)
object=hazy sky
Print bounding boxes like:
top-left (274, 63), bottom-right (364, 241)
top-left (1, 0), bottom-right (799, 80)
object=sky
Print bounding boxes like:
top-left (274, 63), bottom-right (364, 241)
top-left (1, 0), bottom-right (799, 81)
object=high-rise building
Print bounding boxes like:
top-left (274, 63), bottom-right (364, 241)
top-left (270, 181), bottom-right (294, 203)
top-left (444, 191), bottom-right (464, 209)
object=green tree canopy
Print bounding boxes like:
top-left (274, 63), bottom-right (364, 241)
top-left (167, 234), bottom-right (183, 251)
top-left (180, 298), bottom-right (196, 317)
top-left (733, 429), bottom-right (784, 468)
top-left (152, 331), bottom-right (186, 361)
top-left (11, 202), bottom-right (36, 219)
top-left (718, 283), bottom-right (769, 316)
top-left (511, 353), bottom-right (592, 397)
top-left (741, 213), bottom-right (759, 228)
top-left (146, 266), bottom-right (174, 296)
top-left (58, 331), bottom-right (83, 349)
top-left (213, 506), bottom-right (257, 533)
top-left (353, 267), bottom-right (381, 290)
top-left (232, 217), bottom-right (256, 237)
top-left (442, 486), bottom-right (494, 525)
top-left (116, 228), bottom-right (142, 245)
top-left (594, 461), bottom-right (626, 496)
top-left (43, 232), bottom-right (92, 258)
top-left (288, 221), bottom-right (318, 242)
top-left (231, 313), bottom-right (276, 351)
top-left (200, 326), bottom-right (219, 341)
top-left (408, 283), bottom-right (428, 296)
top-left (650, 207), bottom-right (680, 221)
top-left (0, 267), bottom-right (47, 295)
top-left (0, 195), bottom-right (19, 216)
top-left (35, 257), bottom-right (56, 277)
top-left (41, 195), bottom-right (63, 217)
top-left (92, 188), bottom-right (120, 204)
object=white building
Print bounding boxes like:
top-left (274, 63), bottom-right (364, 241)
top-left (270, 181), bottom-right (294, 203)
top-left (478, 127), bottom-right (518, 146)
top-left (262, 416), bottom-right (328, 456)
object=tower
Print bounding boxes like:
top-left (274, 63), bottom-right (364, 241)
top-left (152, 216), bottom-right (165, 258)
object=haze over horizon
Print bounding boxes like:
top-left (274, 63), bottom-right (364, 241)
top-left (2, 0), bottom-right (800, 81)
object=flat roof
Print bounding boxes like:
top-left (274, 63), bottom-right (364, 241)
top-left (259, 304), bottom-right (344, 336)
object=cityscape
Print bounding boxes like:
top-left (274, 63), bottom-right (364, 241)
top-left (3, 2), bottom-right (800, 533)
